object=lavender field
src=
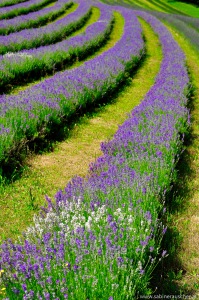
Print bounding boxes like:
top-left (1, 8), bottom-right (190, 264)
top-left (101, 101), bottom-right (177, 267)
top-left (0, 0), bottom-right (197, 298)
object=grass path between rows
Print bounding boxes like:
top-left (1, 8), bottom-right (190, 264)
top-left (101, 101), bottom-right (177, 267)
top-left (46, 2), bottom-right (78, 24)
top-left (0, 18), bottom-right (162, 242)
top-left (154, 23), bottom-right (199, 296)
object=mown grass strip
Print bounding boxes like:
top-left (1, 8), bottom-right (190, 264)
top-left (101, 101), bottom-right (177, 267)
top-left (151, 22), bottom-right (199, 296)
top-left (0, 18), bottom-right (162, 244)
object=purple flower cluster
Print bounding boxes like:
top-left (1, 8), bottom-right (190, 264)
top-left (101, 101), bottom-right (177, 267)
top-left (0, 0), bottom-right (54, 20)
top-left (0, 0), bottom-right (71, 35)
top-left (0, 0), bottom-right (91, 54)
top-left (0, 6), bottom-right (144, 165)
top-left (0, 2), bottom-right (114, 90)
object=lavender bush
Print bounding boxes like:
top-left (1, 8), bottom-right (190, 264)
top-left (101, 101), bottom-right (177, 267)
top-left (0, 5), bottom-right (191, 299)
top-left (0, 3), bottom-right (114, 91)
top-left (0, 0), bottom-right (92, 54)
top-left (0, 0), bottom-right (72, 35)
top-left (0, 0), bottom-right (55, 20)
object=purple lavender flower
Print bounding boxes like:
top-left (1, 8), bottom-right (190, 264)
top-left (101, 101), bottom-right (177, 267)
top-left (140, 269), bottom-right (145, 275)
top-left (162, 250), bottom-right (167, 257)
top-left (73, 264), bottom-right (79, 272)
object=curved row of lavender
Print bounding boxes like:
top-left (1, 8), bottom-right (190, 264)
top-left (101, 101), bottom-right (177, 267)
top-left (0, 6), bottom-right (144, 170)
top-left (0, 4), bottom-right (114, 91)
top-left (0, 6), bottom-right (190, 298)
top-left (0, 0), bottom-right (92, 54)
top-left (0, 0), bottom-right (55, 20)
top-left (0, 0), bottom-right (71, 35)
top-left (0, 0), bottom-right (28, 8)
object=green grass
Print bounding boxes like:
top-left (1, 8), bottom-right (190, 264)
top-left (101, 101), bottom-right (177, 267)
top-left (0, 17), bottom-right (163, 243)
top-left (162, 0), bottom-right (199, 18)
top-left (110, 0), bottom-right (199, 17)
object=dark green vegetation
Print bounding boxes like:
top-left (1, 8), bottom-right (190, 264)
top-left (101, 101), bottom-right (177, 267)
top-left (180, 0), bottom-right (199, 6)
